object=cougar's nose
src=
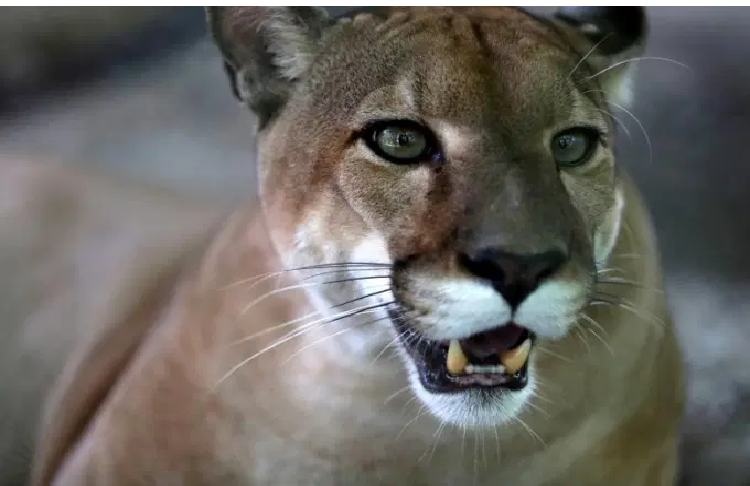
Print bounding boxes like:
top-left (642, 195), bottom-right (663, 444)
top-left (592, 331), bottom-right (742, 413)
top-left (458, 247), bottom-right (568, 308)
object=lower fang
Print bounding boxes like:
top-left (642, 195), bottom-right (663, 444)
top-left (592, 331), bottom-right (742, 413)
top-left (465, 364), bottom-right (506, 375)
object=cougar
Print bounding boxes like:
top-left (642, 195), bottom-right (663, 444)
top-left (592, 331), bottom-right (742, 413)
top-left (0, 7), bottom-right (684, 485)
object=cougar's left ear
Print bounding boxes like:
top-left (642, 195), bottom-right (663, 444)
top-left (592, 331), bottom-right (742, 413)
top-left (206, 7), bottom-right (333, 128)
top-left (554, 7), bottom-right (648, 106)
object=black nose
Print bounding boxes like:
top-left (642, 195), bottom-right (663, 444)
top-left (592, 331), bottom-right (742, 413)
top-left (459, 248), bottom-right (568, 308)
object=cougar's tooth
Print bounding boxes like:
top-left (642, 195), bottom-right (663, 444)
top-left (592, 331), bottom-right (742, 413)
top-left (499, 338), bottom-right (532, 374)
top-left (447, 339), bottom-right (468, 375)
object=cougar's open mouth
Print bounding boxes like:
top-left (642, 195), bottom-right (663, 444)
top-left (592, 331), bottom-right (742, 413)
top-left (388, 309), bottom-right (535, 394)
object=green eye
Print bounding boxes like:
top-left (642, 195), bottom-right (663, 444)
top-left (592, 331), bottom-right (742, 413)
top-left (551, 129), bottom-right (598, 167)
top-left (365, 121), bottom-right (436, 163)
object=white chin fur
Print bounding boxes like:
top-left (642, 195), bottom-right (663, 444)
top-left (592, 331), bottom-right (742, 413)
top-left (406, 359), bottom-right (537, 429)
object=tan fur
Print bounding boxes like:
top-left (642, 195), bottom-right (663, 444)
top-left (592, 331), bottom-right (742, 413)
top-left (0, 7), bottom-right (684, 485)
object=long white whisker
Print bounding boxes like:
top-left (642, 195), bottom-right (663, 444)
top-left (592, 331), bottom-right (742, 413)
top-left (607, 252), bottom-right (643, 261)
top-left (221, 262), bottom-right (390, 290)
top-left (216, 301), bottom-right (394, 386)
top-left (574, 326), bottom-right (591, 353)
top-left (585, 56), bottom-right (692, 82)
top-left (597, 266), bottom-right (625, 274)
top-left (240, 276), bottom-right (389, 316)
top-left (395, 405), bottom-right (427, 442)
top-left (579, 314), bottom-right (613, 355)
top-left (525, 396), bottom-right (551, 419)
top-left (282, 315), bottom-right (389, 365)
top-left (589, 297), bottom-right (665, 328)
top-left (229, 307), bottom-right (322, 346)
top-left (383, 385), bottom-right (412, 405)
top-left (593, 107), bottom-right (632, 139)
top-left (597, 277), bottom-right (664, 293)
top-left (568, 33), bottom-right (614, 78)
top-left (514, 416), bottom-right (545, 447)
top-left (535, 345), bottom-right (573, 363)
top-left (371, 329), bottom-right (408, 365)
top-left (229, 291), bottom-right (390, 347)
top-left (605, 99), bottom-right (653, 164)
top-left (418, 420), bottom-right (447, 465)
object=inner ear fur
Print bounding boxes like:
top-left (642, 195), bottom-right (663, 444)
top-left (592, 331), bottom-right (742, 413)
top-left (205, 6), bottom-right (333, 127)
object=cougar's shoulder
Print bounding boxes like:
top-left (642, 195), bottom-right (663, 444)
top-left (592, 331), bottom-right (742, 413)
top-left (0, 156), bottom-right (224, 484)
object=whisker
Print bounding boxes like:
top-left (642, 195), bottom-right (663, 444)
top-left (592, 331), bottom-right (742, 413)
top-left (331, 287), bottom-right (393, 310)
top-left (314, 275), bottom-right (391, 286)
top-left (221, 262), bottom-right (390, 290)
top-left (323, 301), bottom-right (395, 326)
top-left (298, 266), bottom-right (391, 283)
top-left (395, 405), bottom-right (427, 442)
top-left (605, 99), bottom-right (652, 165)
top-left (216, 301), bottom-right (395, 385)
top-left (480, 427), bottom-right (488, 471)
top-left (567, 33), bottom-right (614, 78)
top-left (229, 307), bottom-right (322, 347)
top-left (400, 395), bottom-right (419, 414)
top-left (513, 416), bottom-right (545, 447)
top-left (587, 327), bottom-right (613, 356)
top-left (579, 314), bottom-right (613, 355)
top-left (282, 315), bottom-right (391, 365)
top-left (593, 107), bottom-right (632, 140)
top-left (535, 345), bottom-right (573, 363)
top-left (529, 376), bottom-right (558, 402)
top-left (589, 295), bottom-right (665, 327)
top-left (525, 397), bottom-right (551, 419)
top-left (240, 277), bottom-right (389, 316)
top-left (597, 277), bottom-right (664, 293)
top-left (383, 385), bottom-right (412, 405)
top-left (371, 329), bottom-right (407, 365)
top-left (418, 420), bottom-right (447, 465)
top-left (230, 291), bottom-right (391, 347)
top-left (574, 327), bottom-right (591, 353)
top-left (461, 425), bottom-right (468, 459)
top-left (584, 56), bottom-right (692, 82)
top-left (579, 312), bottom-right (609, 337)
top-left (492, 425), bottom-right (501, 462)
top-left (473, 428), bottom-right (479, 479)
top-left (596, 266), bottom-right (627, 277)
top-left (608, 252), bottom-right (642, 261)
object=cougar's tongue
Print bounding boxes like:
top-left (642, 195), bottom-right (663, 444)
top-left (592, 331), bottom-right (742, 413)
top-left (446, 324), bottom-right (531, 376)
top-left (463, 324), bottom-right (526, 358)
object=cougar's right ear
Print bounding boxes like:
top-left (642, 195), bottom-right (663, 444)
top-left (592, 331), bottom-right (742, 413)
top-left (206, 7), bottom-right (333, 128)
top-left (553, 7), bottom-right (648, 107)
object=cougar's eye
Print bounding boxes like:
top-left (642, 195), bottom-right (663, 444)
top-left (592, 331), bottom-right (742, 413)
top-left (551, 128), bottom-right (599, 167)
top-left (364, 120), bottom-right (437, 164)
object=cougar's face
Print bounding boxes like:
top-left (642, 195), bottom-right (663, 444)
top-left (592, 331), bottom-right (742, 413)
top-left (212, 6), bottom-right (643, 427)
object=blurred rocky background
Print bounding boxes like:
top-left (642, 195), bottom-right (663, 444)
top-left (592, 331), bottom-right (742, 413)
top-left (0, 7), bottom-right (748, 485)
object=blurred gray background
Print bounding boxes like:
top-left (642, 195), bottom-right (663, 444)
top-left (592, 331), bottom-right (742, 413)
top-left (0, 7), bottom-right (748, 485)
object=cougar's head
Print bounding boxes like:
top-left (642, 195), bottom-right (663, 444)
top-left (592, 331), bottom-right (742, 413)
top-left (207, 6), bottom-right (647, 427)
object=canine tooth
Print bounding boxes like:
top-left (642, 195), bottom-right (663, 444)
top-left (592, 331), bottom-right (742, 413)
top-left (500, 338), bottom-right (532, 374)
top-left (447, 339), bottom-right (468, 375)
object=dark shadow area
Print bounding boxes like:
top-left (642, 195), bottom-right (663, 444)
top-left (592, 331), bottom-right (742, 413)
top-left (0, 7), bottom-right (207, 115)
